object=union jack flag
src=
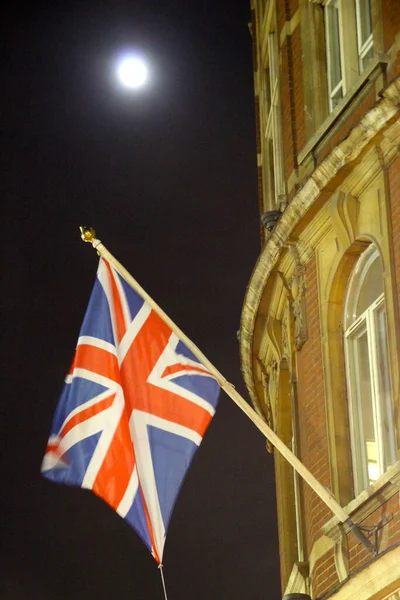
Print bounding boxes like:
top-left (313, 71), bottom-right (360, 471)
top-left (42, 258), bottom-right (220, 563)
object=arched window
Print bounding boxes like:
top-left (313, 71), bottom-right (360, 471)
top-left (344, 245), bottom-right (396, 495)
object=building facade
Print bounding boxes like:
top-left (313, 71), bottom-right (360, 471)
top-left (241, 1), bottom-right (400, 599)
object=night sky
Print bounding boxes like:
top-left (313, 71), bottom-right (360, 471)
top-left (2, 1), bottom-right (280, 598)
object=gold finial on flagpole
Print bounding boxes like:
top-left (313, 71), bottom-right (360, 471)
top-left (79, 226), bottom-right (96, 243)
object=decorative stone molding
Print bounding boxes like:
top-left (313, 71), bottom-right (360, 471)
top-left (265, 401), bottom-right (275, 454)
top-left (330, 192), bottom-right (360, 249)
top-left (265, 316), bottom-right (283, 364)
top-left (334, 525), bottom-right (350, 582)
top-left (266, 357), bottom-right (279, 427)
top-left (288, 245), bottom-right (308, 351)
top-left (309, 535), bottom-right (335, 576)
top-left (256, 357), bottom-right (278, 454)
top-left (281, 308), bottom-right (291, 359)
top-left (283, 561), bottom-right (310, 596)
top-left (326, 546), bottom-right (400, 600)
top-left (240, 76), bottom-right (400, 409)
top-left (298, 58), bottom-right (389, 167)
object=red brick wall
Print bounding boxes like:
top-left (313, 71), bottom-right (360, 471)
top-left (309, 491), bottom-right (400, 598)
top-left (292, 26), bottom-right (306, 155)
top-left (296, 223), bottom-right (400, 597)
top-left (312, 549), bottom-right (339, 599)
top-left (275, 0), bottom-right (400, 189)
top-left (256, 3), bottom-right (400, 596)
top-left (387, 51), bottom-right (400, 83)
top-left (281, 38), bottom-right (297, 180)
top-left (387, 492), bottom-right (400, 547)
top-left (276, 0), bottom-right (287, 40)
top-left (347, 493), bottom-right (400, 575)
top-left (285, 0), bottom-right (299, 21)
top-left (278, 0), bottom-right (305, 189)
top-left (296, 256), bottom-right (332, 555)
top-left (382, 0), bottom-right (400, 54)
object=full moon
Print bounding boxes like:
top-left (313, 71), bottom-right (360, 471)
top-left (117, 57), bottom-right (148, 89)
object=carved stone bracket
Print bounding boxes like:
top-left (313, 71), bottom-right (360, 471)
top-left (288, 244), bottom-right (308, 351)
top-left (281, 305), bottom-right (292, 360)
top-left (330, 191), bottom-right (360, 249)
top-left (257, 357), bottom-right (279, 453)
top-left (334, 524), bottom-right (350, 582)
top-left (283, 561), bottom-right (310, 597)
top-left (266, 357), bottom-right (279, 453)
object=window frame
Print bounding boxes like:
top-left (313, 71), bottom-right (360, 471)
top-left (344, 246), bottom-right (396, 495)
top-left (324, 0), bottom-right (344, 111)
top-left (355, 0), bottom-right (374, 71)
top-left (266, 32), bottom-right (286, 209)
top-left (323, 0), bottom-right (374, 113)
top-left (260, 21), bottom-right (286, 212)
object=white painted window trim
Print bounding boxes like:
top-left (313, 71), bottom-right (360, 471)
top-left (324, 0), bottom-right (344, 111)
top-left (355, 0), bottom-right (374, 71)
top-left (262, 29), bottom-right (286, 211)
top-left (344, 246), bottom-right (396, 496)
top-left (323, 0), bottom-right (374, 113)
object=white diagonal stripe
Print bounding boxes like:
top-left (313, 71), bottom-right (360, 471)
top-left (42, 452), bottom-right (69, 472)
top-left (72, 368), bottom-right (121, 392)
top-left (147, 333), bottom-right (216, 416)
top-left (60, 410), bottom-right (112, 452)
top-left (82, 391), bottom-right (125, 489)
top-left (77, 336), bottom-right (117, 356)
top-left (118, 303), bottom-right (152, 363)
top-left (58, 388), bottom-right (118, 435)
top-left (143, 414), bottom-right (202, 446)
top-left (48, 406), bottom-right (115, 464)
top-left (163, 369), bottom-right (212, 382)
top-left (129, 409), bottom-right (204, 562)
top-left (129, 410), bottom-right (166, 561)
top-left (117, 467), bottom-right (139, 518)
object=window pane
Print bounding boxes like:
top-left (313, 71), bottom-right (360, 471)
top-left (361, 45), bottom-right (374, 70)
top-left (331, 85), bottom-right (344, 110)
top-left (346, 250), bottom-right (384, 327)
top-left (355, 329), bottom-right (377, 485)
top-left (356, 256), bottom-right (383, 317)
top-left (375, 305), bottom-right (396, 470)
top-left (344, 245), bottom-right (395, 495)
top-left (357, 0), bottom-right (372, 47)
top-left (356, 0), bottom-right (373, 72)
top-left (326, 2), bottom-right (342, 91)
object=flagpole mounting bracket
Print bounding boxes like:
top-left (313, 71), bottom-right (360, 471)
top-left (80, 226), bottom-right (96, 243)
top-left (345, 518), bottom-right (377, 554)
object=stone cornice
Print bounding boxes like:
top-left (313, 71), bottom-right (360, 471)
top-left (239, 76), bottom-right (400, 408)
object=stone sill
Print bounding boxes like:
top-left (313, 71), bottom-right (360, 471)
top-left (298, 57), bottom-right (389, 166)
top-left (322, 461), bottom-right (400, 542)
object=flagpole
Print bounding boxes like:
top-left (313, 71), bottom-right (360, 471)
top-left (79, 227), bottom-right (375, 554)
